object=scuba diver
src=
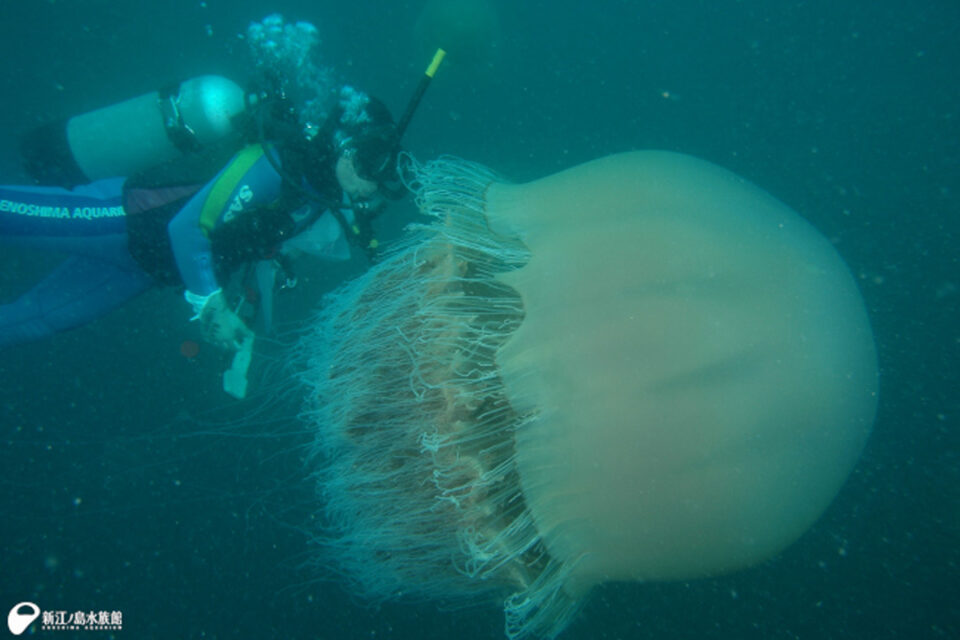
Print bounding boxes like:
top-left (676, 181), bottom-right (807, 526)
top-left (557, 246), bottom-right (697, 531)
top-left (0, 15), bottom-right (405, 397)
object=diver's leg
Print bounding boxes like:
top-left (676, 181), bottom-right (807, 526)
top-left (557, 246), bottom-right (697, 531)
top-left (0, 178), bottom-right (151, 348)
top-left (0, 256), bottom-right (154, 349)
top-left (0, 178), bottom-right (128, 257)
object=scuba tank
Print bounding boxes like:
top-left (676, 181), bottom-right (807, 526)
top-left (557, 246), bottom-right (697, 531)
top-left (21, 75), bottom-right (246, 187)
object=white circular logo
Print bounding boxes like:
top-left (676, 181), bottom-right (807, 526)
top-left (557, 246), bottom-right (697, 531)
top-left (7, 602), bottom-right (40, 636)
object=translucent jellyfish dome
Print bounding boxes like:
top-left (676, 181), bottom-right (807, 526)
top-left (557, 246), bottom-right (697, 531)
top-left (302, 152), bottom-right (878, 639)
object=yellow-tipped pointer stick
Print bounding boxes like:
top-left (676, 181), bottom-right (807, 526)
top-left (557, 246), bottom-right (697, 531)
top-left (396, 48), bottom-right (447, 139)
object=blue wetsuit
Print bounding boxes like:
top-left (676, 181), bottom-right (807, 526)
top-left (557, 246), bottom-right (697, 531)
top-left (0, 146), bottom-right (348, 350)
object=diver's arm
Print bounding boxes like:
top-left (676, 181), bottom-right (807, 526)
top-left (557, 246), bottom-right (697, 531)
top-left (168, 145), bottom-right (286, 298)
top-left (167, 165), bottom-right (245, 350)
top-left (167, 191), bottom-right (219, 298)
top-left (168, 195), bottom-right (248, 352)
top-left (168, 147), bottom-right (290, 355)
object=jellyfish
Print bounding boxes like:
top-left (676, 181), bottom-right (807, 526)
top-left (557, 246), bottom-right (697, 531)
top-left (301, 151), bottom-right (878, 639)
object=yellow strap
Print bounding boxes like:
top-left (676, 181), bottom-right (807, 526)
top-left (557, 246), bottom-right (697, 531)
top-left (199, 144), bottom-right (265, 236)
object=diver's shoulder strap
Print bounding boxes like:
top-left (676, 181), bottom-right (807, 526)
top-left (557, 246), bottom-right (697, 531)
top-left (199, 144), bottom-right (266, 236)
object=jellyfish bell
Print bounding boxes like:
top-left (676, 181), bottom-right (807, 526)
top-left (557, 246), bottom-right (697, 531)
top-left (486, 151), bottom-right (878, 592)
top-left (303, 151), bottom-right (878, 639)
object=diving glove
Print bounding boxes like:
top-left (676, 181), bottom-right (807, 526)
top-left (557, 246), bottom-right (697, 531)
top-left (184, 289), bottom-right (254, 351)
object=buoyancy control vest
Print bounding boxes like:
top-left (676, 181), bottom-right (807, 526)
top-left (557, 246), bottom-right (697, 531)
top-left (123, 140), bottom-right (342, 287)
